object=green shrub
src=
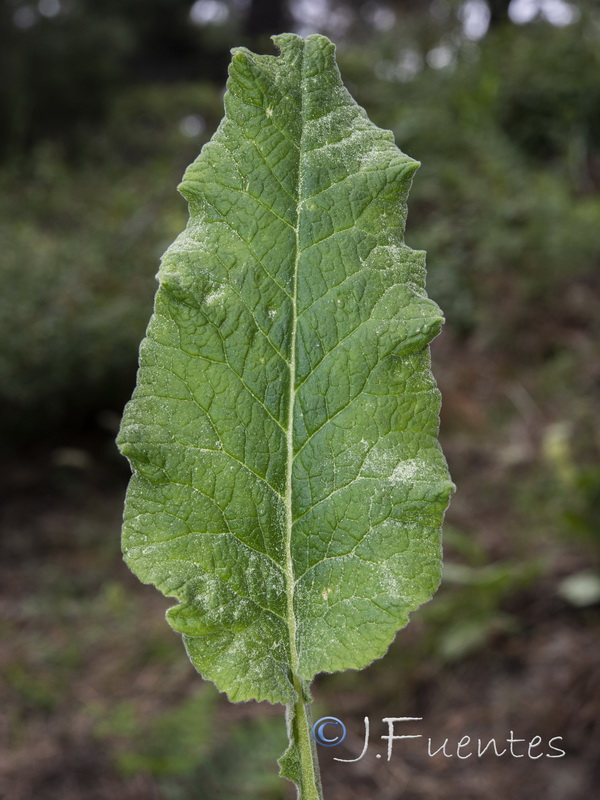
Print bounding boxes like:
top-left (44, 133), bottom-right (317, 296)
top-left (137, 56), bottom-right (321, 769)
top-left (0, 83), bottom-right (222, 438)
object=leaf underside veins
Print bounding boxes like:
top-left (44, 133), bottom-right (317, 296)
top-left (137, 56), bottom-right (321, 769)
top-left (117, 33), bottom-right (453, 706)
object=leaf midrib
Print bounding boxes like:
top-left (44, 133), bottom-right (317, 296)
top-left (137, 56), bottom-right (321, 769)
top-left (284, 42), bottom-right (306, 688)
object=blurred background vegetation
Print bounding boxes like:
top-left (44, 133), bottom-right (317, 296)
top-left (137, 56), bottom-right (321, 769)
top-left (1, 1), bottom-right (599, 798)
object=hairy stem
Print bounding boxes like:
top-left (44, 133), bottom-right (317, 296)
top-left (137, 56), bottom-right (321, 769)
top-left (287, 676), bottom-right (324, 800)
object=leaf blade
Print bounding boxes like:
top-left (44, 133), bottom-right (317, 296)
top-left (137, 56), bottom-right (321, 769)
top-left (118, 33), bottom-right (453, 704)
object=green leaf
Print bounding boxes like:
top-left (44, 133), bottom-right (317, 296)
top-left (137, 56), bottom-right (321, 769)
top-left (117, 33), bottom-right (453, 707)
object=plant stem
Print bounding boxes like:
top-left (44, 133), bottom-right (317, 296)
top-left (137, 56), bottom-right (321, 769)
top-left (288, 675), bottom-right (324, 800)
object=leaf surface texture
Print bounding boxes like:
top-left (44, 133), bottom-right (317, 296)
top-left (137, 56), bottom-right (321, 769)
top-left (118, 33), bottom-right (453, 704)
